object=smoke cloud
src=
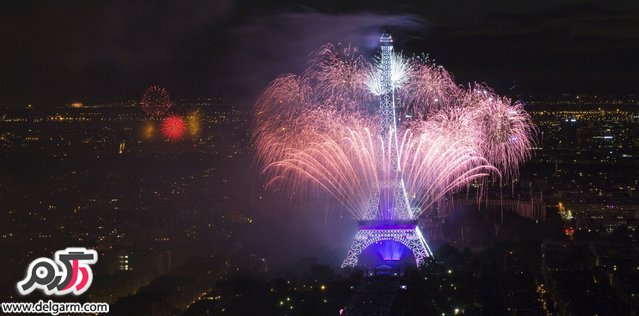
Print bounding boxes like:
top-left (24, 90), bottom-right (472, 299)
top-left (222, 12), bottom-right (425, 103)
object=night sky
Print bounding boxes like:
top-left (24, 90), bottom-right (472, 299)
top-left (1, 0), bottom-right (638, 106)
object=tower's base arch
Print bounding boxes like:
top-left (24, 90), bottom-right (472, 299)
top-left (341, 221), bottom-right (434, 268)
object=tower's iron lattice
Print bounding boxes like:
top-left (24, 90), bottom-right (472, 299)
top-left (342, 34), bottom-right (434, 268)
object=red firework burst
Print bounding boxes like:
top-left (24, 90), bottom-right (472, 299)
top-left (140, 86), bottom-right (172, 119)
top-left (161, 115), bottom-right (186, 142)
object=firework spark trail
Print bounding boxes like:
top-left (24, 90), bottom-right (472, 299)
top-left (253, 42), bottom-right (535, 220)
top-left (262, 113), bottom-right (379, 216)
top-left (399, 121), bottom-right (498, 213)
top-left (140, 85), bottom-right (172, 119)
top-left (186, 110), bottom-right (202, 137)
top-left (365, 51), bottom-right (412, 96)
top-left (465, 84), bottom-right (536, 179)
top-left (401, 62), bottom-right (463, 115)
top-left (306, 44), bottom-right (372, 111)
top-left (161, 115), bottom-right (186, 142)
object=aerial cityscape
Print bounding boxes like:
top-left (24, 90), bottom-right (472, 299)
top-left (1, 1), bottom-right (639, 315)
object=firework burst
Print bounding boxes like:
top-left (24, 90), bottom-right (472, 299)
top-left (305, 43), bottom-right (372, 111)
top-left (161, 115), bottom-right (186, 142)
top-left (253, 41), bottom-right (535, 220)
top-left (365, 51), bottom-right (412, 96)
top-left (140, 86), bottom-right (172, 119)
top-left (142, 121), bottom-right (155, 140)
top-left (186, 110), bottom-right (202, 138)
top-left (466, 84), bottom-right (536, 178)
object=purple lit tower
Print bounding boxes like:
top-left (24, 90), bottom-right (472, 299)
top-left (341, 34), bottom-right (434, 268)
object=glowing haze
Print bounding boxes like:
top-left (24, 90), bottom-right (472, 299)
top-left (252, 41), bottom-right (535, 220)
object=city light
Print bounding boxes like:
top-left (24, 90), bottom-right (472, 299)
top-left (2, 2), bottom-right (637, 314)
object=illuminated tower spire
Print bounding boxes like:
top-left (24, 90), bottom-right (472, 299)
top-left (377, 34), bottom-right (401, 161)
top-left (342, 34), bottom-right (433, 268)
top-left (378, 33), bottom-right (396, 136)
top-left (364, 33), bottom-right (412, 221)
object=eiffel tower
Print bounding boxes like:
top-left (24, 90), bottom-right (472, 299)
top-left (341, 34), bottom-right (434, 268)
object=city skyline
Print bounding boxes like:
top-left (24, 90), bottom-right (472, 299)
top-left (1, 1), bottom-right (639, 315)
top-left (0, 91), bottom-right (638, 314)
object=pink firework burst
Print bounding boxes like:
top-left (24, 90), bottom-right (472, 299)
top-left (252, 42), bottom-right (536, 220)
top-left (465, 84), bottom-right (536, 179)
